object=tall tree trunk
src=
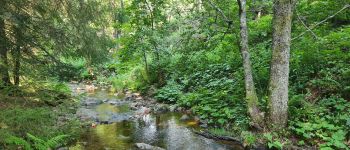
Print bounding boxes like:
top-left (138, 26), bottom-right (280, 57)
top-left (0, 8), bottom-right (11, 87)
top-left (268, 0), bottom-right (295, 129)
top-left (14, 50), bottom-right (20, 86)
top-left (13, 28), bottom-right (21, 86)
top-left (237, 0), bottom-right (264, 126)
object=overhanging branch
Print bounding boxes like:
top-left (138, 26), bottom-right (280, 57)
top-left (292, 4), bottom-right (350, 41)
top-left (205, 0), bottom-right (233, 27)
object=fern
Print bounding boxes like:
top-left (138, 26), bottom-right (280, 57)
top-left (4, 136), bottom-right (32, 150)
top-left (4, 133), bottom-right (70, 150)
top-left (46, 134), bottom-right (70, 148)
top-left (27, 133), bottom-right (47, 150)
top-left (27, 133), bottom-right (70, 150)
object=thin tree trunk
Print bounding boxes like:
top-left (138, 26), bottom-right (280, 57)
top-left (143, 49), bottom-right (149, 74)
top-left (268, 0), bottom-right (295, 129)
top-left (115, 0), bottom-right (124, 50)
top-left (14, 52), bottom-right (20, 86)
top-left (0, 10), bottom-right (11, 87)
top-left (0, 50), bottom-right (10, 86)
top-left (111, 0), bottom-right (119, 49)
top-left (237, 0), bottom-right (264, 126)
top-left (14, 28), bottom-right (21, 86)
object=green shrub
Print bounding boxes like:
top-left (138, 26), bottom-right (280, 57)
top-left (289, 97), bottom-right (350, 149)
top-left (155, 80), bottom-right (183, 103)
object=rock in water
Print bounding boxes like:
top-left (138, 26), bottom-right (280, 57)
top-left (169, 105), bottom-right (177, 112)
top-left (180, 114), bottom-right (190, 121)
top-left (57, 147), bottom-right (68, 150)
top-left (154, 104), bottom-right (169, 113)
top-left (81, 98), bottom-right (102, 106)
top-left (135, 143), bottom-right (165, 150)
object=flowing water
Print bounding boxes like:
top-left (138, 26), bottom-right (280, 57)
top-left (69, 83), bottom-right (243, 150)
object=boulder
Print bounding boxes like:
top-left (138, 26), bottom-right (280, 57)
top-left (180, 114), bottom-right (190, 121)
top-left (169, 105), bottom-right (178, 112)
top-left (153, 104), bottom-right (169, 113)
top-left (103, 99), bottom-right (109, 103)
top-left (107, 100), bottom-right (121, 105)
top-left (81, 98), bottom-right (102, 106)
top-left (194, 116), bottom-right (200, 122)
top-left (130, 102), bottom-right (139, 110)
top-left (135, 143), bottom-right (165, 150)
top-left (135, 107), bottom-right (151, 117)
top-left (146, 85), bottom-right (157, 96)
top-left (135, 97), bottom-right (143, 100)
top-left (199, 119), bottom-right (209, 128)
top-left (57, 147), bottom-right (68, 150)
top-left (176, 107), bottom-right (185, 112)
top-left (200, 123), bottom-right (208, 128)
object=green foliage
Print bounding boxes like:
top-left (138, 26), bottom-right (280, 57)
top-left (4, 133), bottom-right (69, 150)
top-left (289, 97), bottom-right (350, 149)
top-left (155, 80), bottom-right (183, 103)
top-left (27, 133), bottom-right (69, 150)
top-left (51, 82), bottom-right (71, 95)
top-left (152, 62), bottom-right (249, 127)
top-left (0, 106), bottom-right (81, 148)
top-left (248, 15), bottom-right (273, 42)
top-left (241, 131), bottom-right (257, 147)
top-left (4, 136), bottom-right (32, 150)
top-left (92, 0), bottom-right (350, 148)
top-left (264, 133), bottom-right (284, 150)
top-left (108, 64), bottom-right (150, 92)
top-left (209, 128), bottom-right (236, 137)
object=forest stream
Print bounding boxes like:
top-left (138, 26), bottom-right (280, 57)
top-left (67, 83), bottom-right (244, 150)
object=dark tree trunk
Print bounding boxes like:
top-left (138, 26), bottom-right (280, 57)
top-left (0, 8), bottom-right (11, 87)
top-left (13, 28), bottom-right (21, 86)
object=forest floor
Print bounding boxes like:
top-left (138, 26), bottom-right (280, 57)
top-left (0, 88), bottom-right (83, 149)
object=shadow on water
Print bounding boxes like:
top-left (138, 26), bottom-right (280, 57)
top-left (70, 84), bottom-right (243, 150)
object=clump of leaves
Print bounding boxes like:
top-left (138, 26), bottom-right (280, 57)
top-left (263, 133), bottom-right (284, 150)
top-left (155, 80), bottom-right (183, 103)
top-left (241, 131), bottom-right (257, 147)
top-left (289, 97), bottom-right (350, 149)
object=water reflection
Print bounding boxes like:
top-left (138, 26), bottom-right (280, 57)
top-left (72, 112), bottom-right (242, 150)
top-left (70, 83), bottom-right (243, 150)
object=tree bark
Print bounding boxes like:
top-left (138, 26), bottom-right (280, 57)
top-left (13, 28), bottom-right (21, 86)
top-left (268, 0), bottom-right (295, 129)
top-left (237, 0), bottom-right (264, 126)
top-left (0, 5), bottom-right (11, 87)
top-left (14, 51), bottom-right (20, 86)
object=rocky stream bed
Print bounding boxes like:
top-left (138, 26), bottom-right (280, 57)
top-left (67, 83), bottom-right (244, 150)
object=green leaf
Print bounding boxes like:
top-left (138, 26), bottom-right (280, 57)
top-left (218, 118), bottom-right (226, 125)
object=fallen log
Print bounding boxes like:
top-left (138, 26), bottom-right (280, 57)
top-left (192, 130), bottom-right (243, 146)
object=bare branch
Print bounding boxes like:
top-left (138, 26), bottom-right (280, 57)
top-left (295, 11), bottom-right (319, 40)
top-left (292, 4), bottom-right (350, 41)
top-left (205, 0), bottom-right (233, 27)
